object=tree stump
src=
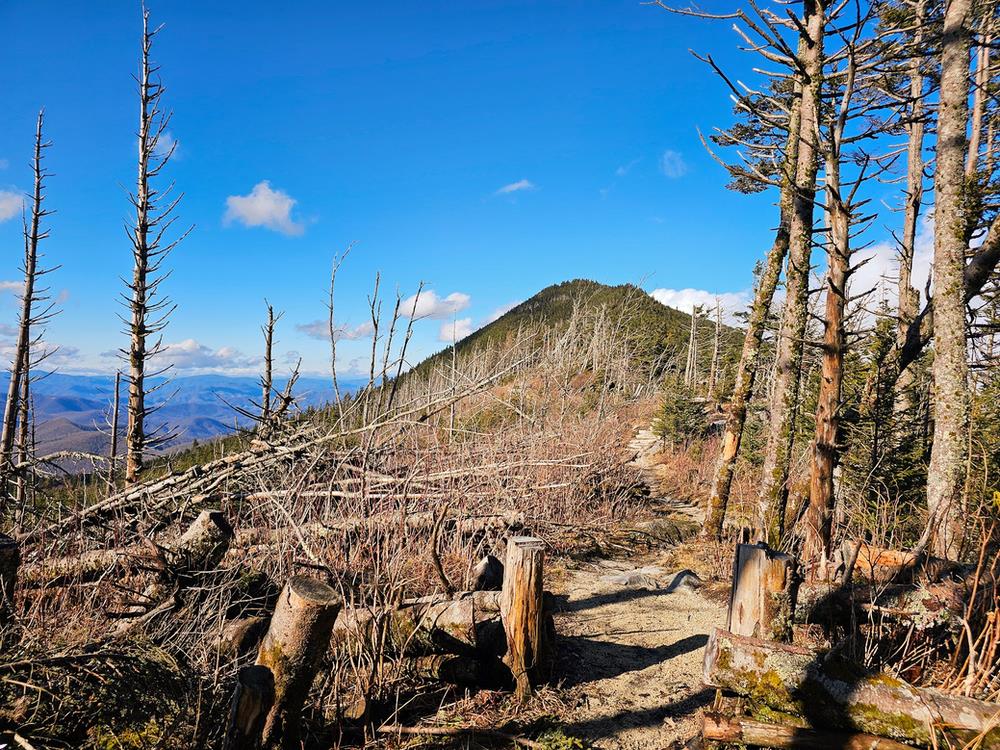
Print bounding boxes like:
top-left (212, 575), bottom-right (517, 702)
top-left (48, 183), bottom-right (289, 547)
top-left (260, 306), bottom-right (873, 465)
top-left (223, 665), bottom-right (275, 750)
top-left (727, 542), bottom-right (798, 641)
top-left (171, 509), bottom-right (234, 572)
top-left (499, 536), bottom-right (546, 702)
top-left (0, 534), bottom-right (18, 623)
top-left (256, 576), bottom-right (341, 748)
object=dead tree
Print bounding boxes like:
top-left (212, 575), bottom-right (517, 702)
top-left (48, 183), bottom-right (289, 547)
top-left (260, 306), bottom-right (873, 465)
top-left (684, 304), bottom-right (700, 387)
top-left (922, 0), bottom-right (974, 559)
top-left (757, 0), bottom-right (828, 546)
top-left (1, 111), bottom-right (52, 488)
top-left (708, 298), bottom-right (721, 397)
top-left (123, 9), bottom-right (189, 484)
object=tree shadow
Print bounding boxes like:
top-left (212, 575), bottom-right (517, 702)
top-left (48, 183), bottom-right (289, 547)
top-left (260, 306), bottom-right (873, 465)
top-left (557, 633), bottom-right (708, 686)
top-left (560, 687), bottom-right (714, 743)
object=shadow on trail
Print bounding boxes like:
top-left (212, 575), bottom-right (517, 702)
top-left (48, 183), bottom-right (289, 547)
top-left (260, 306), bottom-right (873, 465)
top-left (562, 688), bottom-right (714, 743)
top-left (556, 586), bottom-right (675, 613)
top-left (557, 633), bottom-right (708, 686)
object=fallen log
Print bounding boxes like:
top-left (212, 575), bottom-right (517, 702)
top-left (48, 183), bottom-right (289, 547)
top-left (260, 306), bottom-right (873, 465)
top-left (703, 627), bottom-right (1000, 748)
top-left (702, 713), bottom-right (914, 750)
top-left (331, 590), bottom-right (507, 657)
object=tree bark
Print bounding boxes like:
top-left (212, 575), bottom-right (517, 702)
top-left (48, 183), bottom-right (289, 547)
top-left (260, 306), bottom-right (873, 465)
top-left (703, 84), bottom-right (803, 540)
top-left (257, 576), bottom-right (341, 749)
top-left (1, 111), bottom-right (46, 482)
top-left (758, 2), bottom-right (825, 546)
top-left (727, 543), bottom-right (798, 641)
top-left (702, 713), bottom-right (914, 750)
top-left (223, 665), bottom-right (274, 750)
top-left (500, 536), bottom-right (547, 702)
top-left (703, 627), bottom-right (1000, 748)
top-left (0, 535), bottom-right (19, 624)
top-left (925, 0), bottom-right (973, 559)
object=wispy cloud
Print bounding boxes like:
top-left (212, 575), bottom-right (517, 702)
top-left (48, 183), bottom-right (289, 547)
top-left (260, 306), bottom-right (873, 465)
top-left (154, 130), bottom-right (179, 160)
top-left (439, 317), bottom-right (473, 343)
top-left (159, 338), bottom-right (259, 371)
top-left (402, 290), bottom-right (471, 320)
top-left (0, 159), bottom-right (9, 170)
top-left (0, 280), bottom-right (23, 295)
top-left (296, 319), bottom-right (375, 342)
top-left (495, 179), bottom-right (536, 195)
top-left (224, 180), bottom-right (304, 236)
top-left (659, 150), bottom-right (688, 179)
top-left (615, 158), bottom-right (641, 177)
top-left (0, 191), bottom-right (23, 223)
top-left (650, 287), bottom-right (750, 323)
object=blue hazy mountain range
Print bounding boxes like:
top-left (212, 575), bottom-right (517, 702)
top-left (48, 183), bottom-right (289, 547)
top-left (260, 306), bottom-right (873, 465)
top-left (0, 372), bottom-right (365, 457)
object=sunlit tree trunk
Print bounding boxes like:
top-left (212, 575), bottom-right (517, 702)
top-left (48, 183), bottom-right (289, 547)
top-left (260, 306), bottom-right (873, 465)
top-left (757, 0), bottom-right (826, 546)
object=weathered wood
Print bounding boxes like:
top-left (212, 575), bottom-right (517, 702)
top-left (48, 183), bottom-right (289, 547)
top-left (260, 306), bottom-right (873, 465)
top-left (471, 554), bottom-right (504, 591)
top-left (332, 590), bottom-right (505, 656)
top-left (500, 536), bottom-right (546, 702)
top-left (727, 543), bottom-right (798, 641)
top-left (406, 654), bottom-right (485, 686)
top-left (0, 535), bottom-right (18, 622)
top-left (257, 576), bottom-right (341, 748)
top-left (216, 616), bottom-right (269, 659)
top-left (702, 713), bottom-right (914, 750)
top-left (703, 628), bottom-right (1000, 748)
top-left (171, 509), bottom-right (234, 572)
top-left (223, 665), bottom-right (274, 750)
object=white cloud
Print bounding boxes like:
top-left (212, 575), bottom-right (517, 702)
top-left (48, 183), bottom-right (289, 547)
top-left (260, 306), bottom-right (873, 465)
top-left (850, 215), bottom-right (934, 308)
top-left (154, 131), bottom-right (179, 159)
top-left (0, 280), bottom-right (23, 294)
top-left (402, 290), bottom-right (471, 320)
top-left (160, 339), bottom-right (258, 371)
top-left (650, 288), bottom-right (750, 323)
top-left (0, 191), bottom-right (23, 223)
top-left (296, 319), bottom-right (375, 341)
top-left (495, 179), bottom-right (536, 195)
top-left (659, 150), bottom-right (688, 179)
top-left (439, 317), bottom-right (473, 343)
top-left (224, 180), bottom-right (304, 236)
top-left (485, 301), bottom-right (522, 324)
top-left (616, 158), bottom-right (641, 177)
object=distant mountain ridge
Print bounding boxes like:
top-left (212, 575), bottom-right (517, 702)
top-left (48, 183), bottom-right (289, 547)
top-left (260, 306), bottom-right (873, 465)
top-left (2, 372), bottom-right (364, 458)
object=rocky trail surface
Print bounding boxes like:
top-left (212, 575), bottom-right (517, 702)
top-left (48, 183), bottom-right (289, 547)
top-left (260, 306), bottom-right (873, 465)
top-left (550, 427), bottom-right (724, 749)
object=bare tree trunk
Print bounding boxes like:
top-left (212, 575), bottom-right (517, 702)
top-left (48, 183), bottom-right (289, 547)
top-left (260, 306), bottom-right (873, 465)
top-left (684, 305), bottom-right (699, 387)
top-left (124, 10), bottom-right (185, 484)
top-left (1, 111), bottom-right (48, 481)
top-left (758, 1), bottom-right (825, 546)
top-left (803, 58), bottom-right (856, 570)
top-left (703, 82), bottom-right (802, 540)
top-left (108, 371), bottom-right (121, 488)
top-left (14, 359), bottom-right (30, 521)
top-left (924, 0), bottom-right (973, 559)
top-left (709, 298), bottom-right (721, 397)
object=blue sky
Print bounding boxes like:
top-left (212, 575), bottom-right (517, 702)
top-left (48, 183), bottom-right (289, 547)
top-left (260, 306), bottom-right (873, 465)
top-left (0, 0), bottom-right (787, 376)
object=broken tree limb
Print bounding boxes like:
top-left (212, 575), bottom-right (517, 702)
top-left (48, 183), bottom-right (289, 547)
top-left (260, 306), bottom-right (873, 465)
top-left (0, 535), bottom-right (18, 623)
top-left (170, 509), bottom-right (234, 573)
top-left (257, 576), bottom-right (341, 748)
top-left (223, 665), bottom-right (274, 750)
top-left (703, 627), bottom-right (1000, 748)
top-left (500, 536), bottom-right (546, 702)
top-left (702, 713), bottom-right (914, 750)
top-left (726, 543), bottom-right (799, 641)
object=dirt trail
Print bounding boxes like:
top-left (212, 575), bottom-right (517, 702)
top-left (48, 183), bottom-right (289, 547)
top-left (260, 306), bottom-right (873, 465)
top-left (552, 428), bottom-right (724, 749)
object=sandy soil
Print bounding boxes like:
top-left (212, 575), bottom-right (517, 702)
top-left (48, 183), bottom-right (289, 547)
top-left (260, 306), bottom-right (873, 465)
top-left (548, 426), bottom-right (724, 749)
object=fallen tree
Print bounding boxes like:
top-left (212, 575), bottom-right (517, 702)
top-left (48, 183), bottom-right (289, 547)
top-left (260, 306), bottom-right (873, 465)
top-left (702, 713), bottom-right (913, 750)
top-left (703, 627), bottom-right (1000, 748)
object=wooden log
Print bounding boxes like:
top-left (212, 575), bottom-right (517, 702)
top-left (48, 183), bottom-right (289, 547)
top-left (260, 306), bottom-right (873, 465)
top-left (331, 590), bottom-right (505, 656)
top-left (406, 654), bottom-right (485, 686)
top-left (0, 534), bottom-right (18, 623)
top-left (471, 554), bottom-right (504, 591)
top-left (170, 509), bottom-right (234, 572)
top-left (257, 576), bottom-right (341, 748)
top-left (216, 616), bottom-right (270, 659)
top-left (853, 542), bottom-right (958, 583)
top-left (727, 543), bottom-right (798, 641)
top-left (702, 713), bottom-right (914, 750)
top-left (703, 627), bottom-right (1000, 748)
top-left (500, 536), bottom-right (546, 702)
top-left (223, 664), bottom-right (275, 750)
